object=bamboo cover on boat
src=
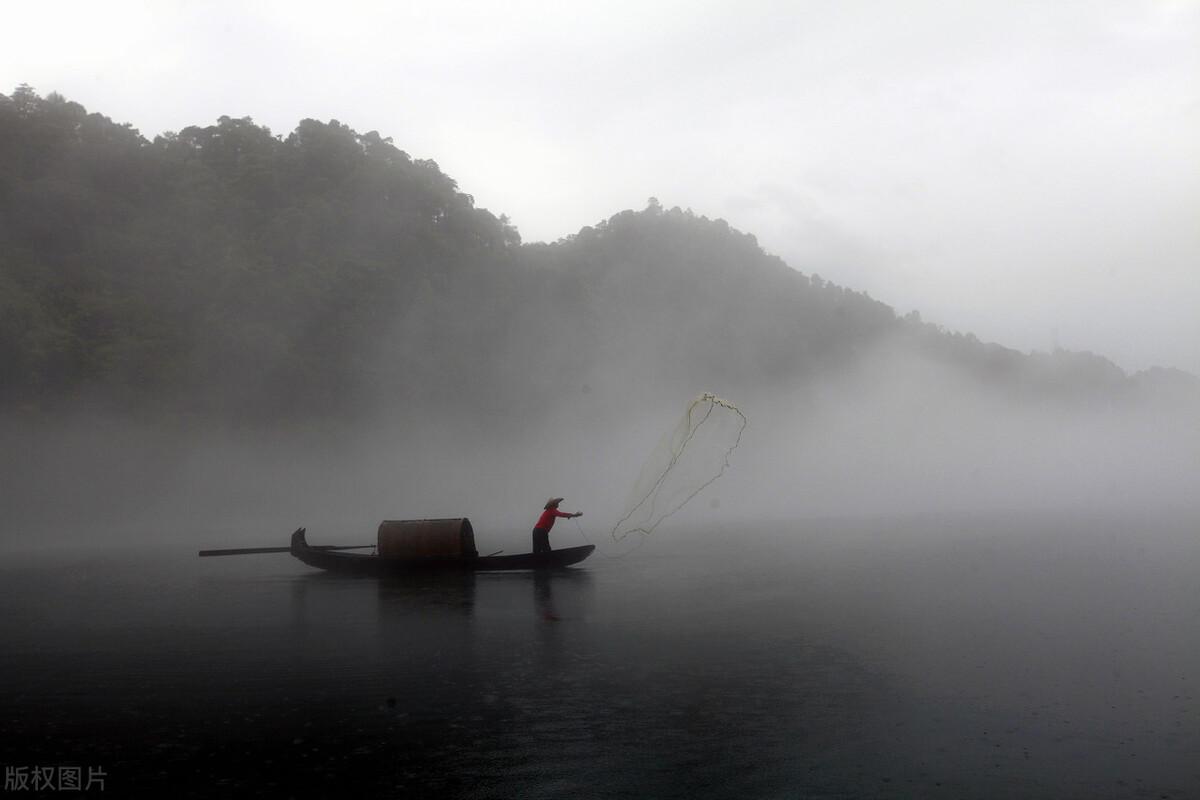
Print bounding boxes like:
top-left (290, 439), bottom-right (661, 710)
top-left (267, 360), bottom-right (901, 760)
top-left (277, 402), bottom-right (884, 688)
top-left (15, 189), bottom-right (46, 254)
top-left (377, 518), bottom-right (478, 559)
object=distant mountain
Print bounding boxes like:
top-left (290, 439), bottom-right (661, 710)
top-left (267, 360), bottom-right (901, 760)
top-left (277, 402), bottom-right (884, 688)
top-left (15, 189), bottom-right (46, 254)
top-left (0, 87), bottom-right (1191, 426)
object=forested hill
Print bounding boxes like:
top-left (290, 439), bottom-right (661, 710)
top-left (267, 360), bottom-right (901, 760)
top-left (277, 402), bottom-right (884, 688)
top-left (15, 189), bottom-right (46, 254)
top-left (0, 87), bottom-right (1190, 426)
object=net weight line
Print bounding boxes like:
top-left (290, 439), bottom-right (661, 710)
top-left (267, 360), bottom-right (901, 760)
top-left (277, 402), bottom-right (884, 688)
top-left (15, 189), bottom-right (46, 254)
top-left (573, 515), bottom-right (641, 559)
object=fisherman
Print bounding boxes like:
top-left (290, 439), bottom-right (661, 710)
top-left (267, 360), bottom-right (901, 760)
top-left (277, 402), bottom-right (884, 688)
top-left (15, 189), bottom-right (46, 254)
top-left (532, 497), bottom-right (582, 554)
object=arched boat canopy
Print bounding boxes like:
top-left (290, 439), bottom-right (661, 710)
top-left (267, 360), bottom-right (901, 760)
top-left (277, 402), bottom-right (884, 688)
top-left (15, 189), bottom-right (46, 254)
top-left (377, 518), bottom-right (478, 559)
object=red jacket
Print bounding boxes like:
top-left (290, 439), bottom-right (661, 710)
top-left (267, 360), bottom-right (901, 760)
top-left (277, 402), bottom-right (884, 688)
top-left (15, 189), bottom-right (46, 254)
top-left (534, 508), bottom-right (572, 531)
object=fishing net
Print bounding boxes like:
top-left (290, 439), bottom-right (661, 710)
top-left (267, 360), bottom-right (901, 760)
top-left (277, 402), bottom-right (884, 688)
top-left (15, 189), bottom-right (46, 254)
top-left (610, 393), bottom-right (747, 542)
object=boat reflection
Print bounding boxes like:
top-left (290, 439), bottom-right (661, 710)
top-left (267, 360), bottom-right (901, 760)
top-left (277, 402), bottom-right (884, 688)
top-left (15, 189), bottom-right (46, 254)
top-left (376, 571), bottom-right (478, 617)
top-left (285, 565), bottom-right (596, 631)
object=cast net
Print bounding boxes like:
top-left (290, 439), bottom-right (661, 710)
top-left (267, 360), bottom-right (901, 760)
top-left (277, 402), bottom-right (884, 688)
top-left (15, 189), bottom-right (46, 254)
top-left (610, 393), bottom-right (747, 542)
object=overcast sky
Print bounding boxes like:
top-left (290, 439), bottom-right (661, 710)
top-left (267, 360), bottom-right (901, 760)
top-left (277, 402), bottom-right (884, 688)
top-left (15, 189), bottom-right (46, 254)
top-left (4, 0), bottom-right (1197, 374)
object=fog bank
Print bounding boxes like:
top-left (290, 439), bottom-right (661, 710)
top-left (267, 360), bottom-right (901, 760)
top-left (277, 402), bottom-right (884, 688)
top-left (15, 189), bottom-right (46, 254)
top-left (3, 337), bottom-right (1195, 553)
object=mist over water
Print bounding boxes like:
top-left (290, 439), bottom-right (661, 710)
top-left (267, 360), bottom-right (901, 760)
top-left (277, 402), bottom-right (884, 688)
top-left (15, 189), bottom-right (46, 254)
top-left (4, 336), bottom-right (1198, 797)
top-left (3, 330), bottom-right (1195, 553)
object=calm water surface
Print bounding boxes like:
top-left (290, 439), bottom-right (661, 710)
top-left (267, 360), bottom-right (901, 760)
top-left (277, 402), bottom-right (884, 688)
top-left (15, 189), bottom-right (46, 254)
top-left (1, 513), bottom-right (1198, 798)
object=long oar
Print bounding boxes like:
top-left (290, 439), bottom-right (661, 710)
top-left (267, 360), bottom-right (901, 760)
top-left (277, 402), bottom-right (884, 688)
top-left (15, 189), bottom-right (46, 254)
top-left (198, 544), bottom-right (374, 557)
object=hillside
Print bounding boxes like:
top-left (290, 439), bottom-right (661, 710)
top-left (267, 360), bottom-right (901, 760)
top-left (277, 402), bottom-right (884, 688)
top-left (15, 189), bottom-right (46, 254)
top-left (0, 87), bottom-right (1189, 428)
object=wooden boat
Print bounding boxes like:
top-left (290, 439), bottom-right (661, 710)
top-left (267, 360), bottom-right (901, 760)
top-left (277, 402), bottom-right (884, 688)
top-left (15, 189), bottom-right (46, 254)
top-left (289, 526), bottom-right (595, 576)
